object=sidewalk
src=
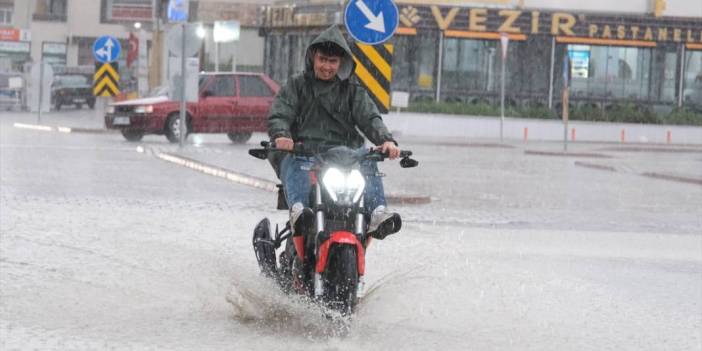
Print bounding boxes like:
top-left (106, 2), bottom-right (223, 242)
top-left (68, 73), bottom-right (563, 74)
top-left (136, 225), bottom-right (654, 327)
top-left (383, 112), bottom-right (702, 145)
top-left (5, 109), bottom-right (701, 145)
top-left (2, 109), bottom-right (108, 130)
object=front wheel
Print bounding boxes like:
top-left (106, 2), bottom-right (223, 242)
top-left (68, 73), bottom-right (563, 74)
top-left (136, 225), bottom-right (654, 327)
top-left (165, 114), bottom-right (189, 143)
top-left (227, 132), bottom-right (252, 144)
top-left (323, 245), bottom-right (358, 316)
top-left (121, 129), bottom-right (144, 142)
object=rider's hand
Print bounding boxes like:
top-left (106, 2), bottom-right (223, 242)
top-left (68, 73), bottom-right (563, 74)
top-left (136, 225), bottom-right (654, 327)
top-left (378, 141), bottom-right (400, 160)
top-left (275, 137), bottom-right (294, 151)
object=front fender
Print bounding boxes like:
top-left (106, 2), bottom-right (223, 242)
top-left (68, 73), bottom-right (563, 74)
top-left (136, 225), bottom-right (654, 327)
top-left (315, 231), bottom-right (365, 275)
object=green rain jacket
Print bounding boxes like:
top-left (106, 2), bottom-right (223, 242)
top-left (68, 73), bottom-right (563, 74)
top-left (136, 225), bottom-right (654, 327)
top-left (267, 25), bottom-right (396, 151)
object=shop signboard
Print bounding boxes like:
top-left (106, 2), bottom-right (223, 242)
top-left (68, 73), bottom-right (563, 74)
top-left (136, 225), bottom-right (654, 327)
top-left (214, 20), bottom-right (240, 43)
top-left (0, 28), bottom-right (30, 42)
top-left (42, 42), bottom-right (67, 55)
top-left (0, 41), bottom-right (30, 53)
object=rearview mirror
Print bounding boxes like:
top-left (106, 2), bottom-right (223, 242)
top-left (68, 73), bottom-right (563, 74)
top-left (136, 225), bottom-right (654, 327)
top-left (201, 90), bottom-right (214, 98)
top-left (248, 148), bottom-right (268, 160)
top-left (400, 157), bottom-right (418, 168)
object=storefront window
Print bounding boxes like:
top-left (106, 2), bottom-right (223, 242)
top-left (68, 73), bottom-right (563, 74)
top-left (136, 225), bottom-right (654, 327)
top-left (392, 32), bottom-right (438, 101)
top-left (567, 44), bottom-right (659, 102)
top-left (441, 38), bottom-right (497, 102)
top-left (683, 50), bottom-right (702, 108)
top-left (390, 35), bottom-right (412, 94)
top-left (42, 42), bottom-right (67, 67)
top-left (269, 35), bottom-right (285, 83)
top-left (660, 51), bottom-right (678, 102)
top-left (0, 41), bottom-right (30, 72)
top-left (439, 37), bottom-right (550, 105)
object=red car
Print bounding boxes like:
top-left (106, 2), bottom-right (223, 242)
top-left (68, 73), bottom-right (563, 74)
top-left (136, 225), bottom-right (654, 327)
top-left (105, 72), bottom-right (280, 143)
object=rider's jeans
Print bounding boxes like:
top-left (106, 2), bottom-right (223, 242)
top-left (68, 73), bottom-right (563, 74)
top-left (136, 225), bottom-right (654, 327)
top-left (280, 150), bottom-right (387, 211)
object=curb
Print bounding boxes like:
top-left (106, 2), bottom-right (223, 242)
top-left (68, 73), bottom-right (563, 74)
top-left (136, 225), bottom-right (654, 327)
top-left (597, 146), bottom-right (702, 154)
top-left (154, 152), bottom-right (278, 192)
top-left (641, 172), bottom-right (702, 186)
top-left (573, 161), bottom-right (617, 172)
top-left (574, 160), bottom-right (702, 186)
top-left (152, 150), bottom-right (432, 205)
top-left (525, 150), bottom-right (612, 158)
top-left (13, 123), bottom-right (114, 134)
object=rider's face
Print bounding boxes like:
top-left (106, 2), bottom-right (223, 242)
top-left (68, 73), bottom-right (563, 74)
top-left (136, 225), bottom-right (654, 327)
top-left (313, 51), bottom-right (341, 81)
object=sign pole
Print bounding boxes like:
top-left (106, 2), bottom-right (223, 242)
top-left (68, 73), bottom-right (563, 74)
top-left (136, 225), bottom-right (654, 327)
top-left (563, 88), bottom-right (569, 152)
top-left (500, 56), bottom-right (505, 143)
top-left (562, 55), bottom-right (570, 152)
top-left (499, 33), bottom-right (509, 144)
top-left (37, 60), bottom-right (44, 123)
top-left (179, 22), bottom-right (187, 148)
top-left (215, 41), bottom-right (219, 72)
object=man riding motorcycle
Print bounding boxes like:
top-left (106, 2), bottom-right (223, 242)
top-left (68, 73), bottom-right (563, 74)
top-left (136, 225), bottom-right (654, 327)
top-left (268, 25), bottom-right (401, 240)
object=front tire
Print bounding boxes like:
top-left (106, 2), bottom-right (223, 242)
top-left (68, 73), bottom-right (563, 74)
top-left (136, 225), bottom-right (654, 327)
top-left (227, 132), bottom-right (252, 144)
top-left (121, 129), bottom-right (144, 142)
top-left (165, 114), bottom-right (189, 143)
top-left (323, 245), bottom-right (358, 316)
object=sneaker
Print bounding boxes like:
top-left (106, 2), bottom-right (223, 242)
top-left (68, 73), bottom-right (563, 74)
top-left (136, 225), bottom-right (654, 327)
top-left (367, 206), bottom-right (402, 240)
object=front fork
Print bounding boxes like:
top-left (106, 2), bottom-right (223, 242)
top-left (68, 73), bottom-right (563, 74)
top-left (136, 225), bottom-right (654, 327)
top-left (313, 183), bottom-right (366, 298)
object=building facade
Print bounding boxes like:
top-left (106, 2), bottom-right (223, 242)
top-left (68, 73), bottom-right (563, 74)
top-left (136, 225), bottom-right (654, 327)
top-left (0, 0), bottom-right (271, 92)
top-left (260, 0), bottom-right (702, 112)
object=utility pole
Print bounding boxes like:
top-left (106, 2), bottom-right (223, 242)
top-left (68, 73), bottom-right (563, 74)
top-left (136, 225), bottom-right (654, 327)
top-left (149, 0), bottom-right (163, 90)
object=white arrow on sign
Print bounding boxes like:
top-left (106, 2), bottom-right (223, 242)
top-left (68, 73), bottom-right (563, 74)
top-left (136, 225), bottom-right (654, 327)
top-left (355, 0), bottom-right (385, 33)
top-left (95, 38), bottom-right (114, 61)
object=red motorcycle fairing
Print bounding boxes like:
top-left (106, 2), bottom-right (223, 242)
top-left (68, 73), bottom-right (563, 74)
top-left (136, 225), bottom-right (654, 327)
top-left (315, 231), bottom-right (365, 275)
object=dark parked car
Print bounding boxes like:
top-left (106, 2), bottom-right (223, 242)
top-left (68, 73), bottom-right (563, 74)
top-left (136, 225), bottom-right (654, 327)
top-left (51, 74), bottom-right (95, 110)
top-left (105, 72), bottom-right (280, 143)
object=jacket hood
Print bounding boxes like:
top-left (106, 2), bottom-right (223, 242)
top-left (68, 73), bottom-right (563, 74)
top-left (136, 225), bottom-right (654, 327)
top-left (304, 25), bottom-right (355, 81)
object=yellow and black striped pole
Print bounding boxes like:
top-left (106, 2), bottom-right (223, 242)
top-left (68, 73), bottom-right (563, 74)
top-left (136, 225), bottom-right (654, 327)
top-left (350, 42), bottom-right (393, 113)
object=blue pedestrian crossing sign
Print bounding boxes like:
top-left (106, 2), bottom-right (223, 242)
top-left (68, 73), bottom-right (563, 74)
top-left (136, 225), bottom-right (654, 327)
top-left (93, 36), bottom-right (121, 64)
top-left (344, 0), bottom-right (398, 45)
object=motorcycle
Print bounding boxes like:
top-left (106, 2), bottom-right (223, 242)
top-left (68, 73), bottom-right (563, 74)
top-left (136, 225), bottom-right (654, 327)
top-left (248, 141), bottom-right (418, 316)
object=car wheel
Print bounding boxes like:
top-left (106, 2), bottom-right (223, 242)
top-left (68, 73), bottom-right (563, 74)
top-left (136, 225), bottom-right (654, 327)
top-left (227, 132), bottom-right (252, 144)
top-left (121, 129), bottom-right (144, 142)
top-left (165, 114), bottom-right (189, 143)
top-left (55, 101), bottom-right (61, 111)
top-left (88, 100), bottom-right (95, 109)
top-left (76, 104), bottom-right (82, 109)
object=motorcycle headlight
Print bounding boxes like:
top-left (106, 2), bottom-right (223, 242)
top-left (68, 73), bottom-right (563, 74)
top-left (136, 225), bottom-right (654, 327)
top-left (322, 168), bottom-right (365, 204)
top-left (106, 106), bottom-right (115, 114)
top-left (134, 105), bottom-right (153, 114)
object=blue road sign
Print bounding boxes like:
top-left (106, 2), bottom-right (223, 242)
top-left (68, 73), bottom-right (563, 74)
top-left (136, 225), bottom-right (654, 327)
top-left (93, 36), bottom-right (121, 64)
top-left (344, 0), bottom-right (398, 45)
top-left (168, 0), bottom-right (189, 23)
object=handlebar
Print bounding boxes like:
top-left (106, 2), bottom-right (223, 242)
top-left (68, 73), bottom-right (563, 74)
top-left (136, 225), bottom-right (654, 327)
top-left (258, 140), bottom-right (411, 160)
top-left (250, 141), bottom-right (418, 168)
